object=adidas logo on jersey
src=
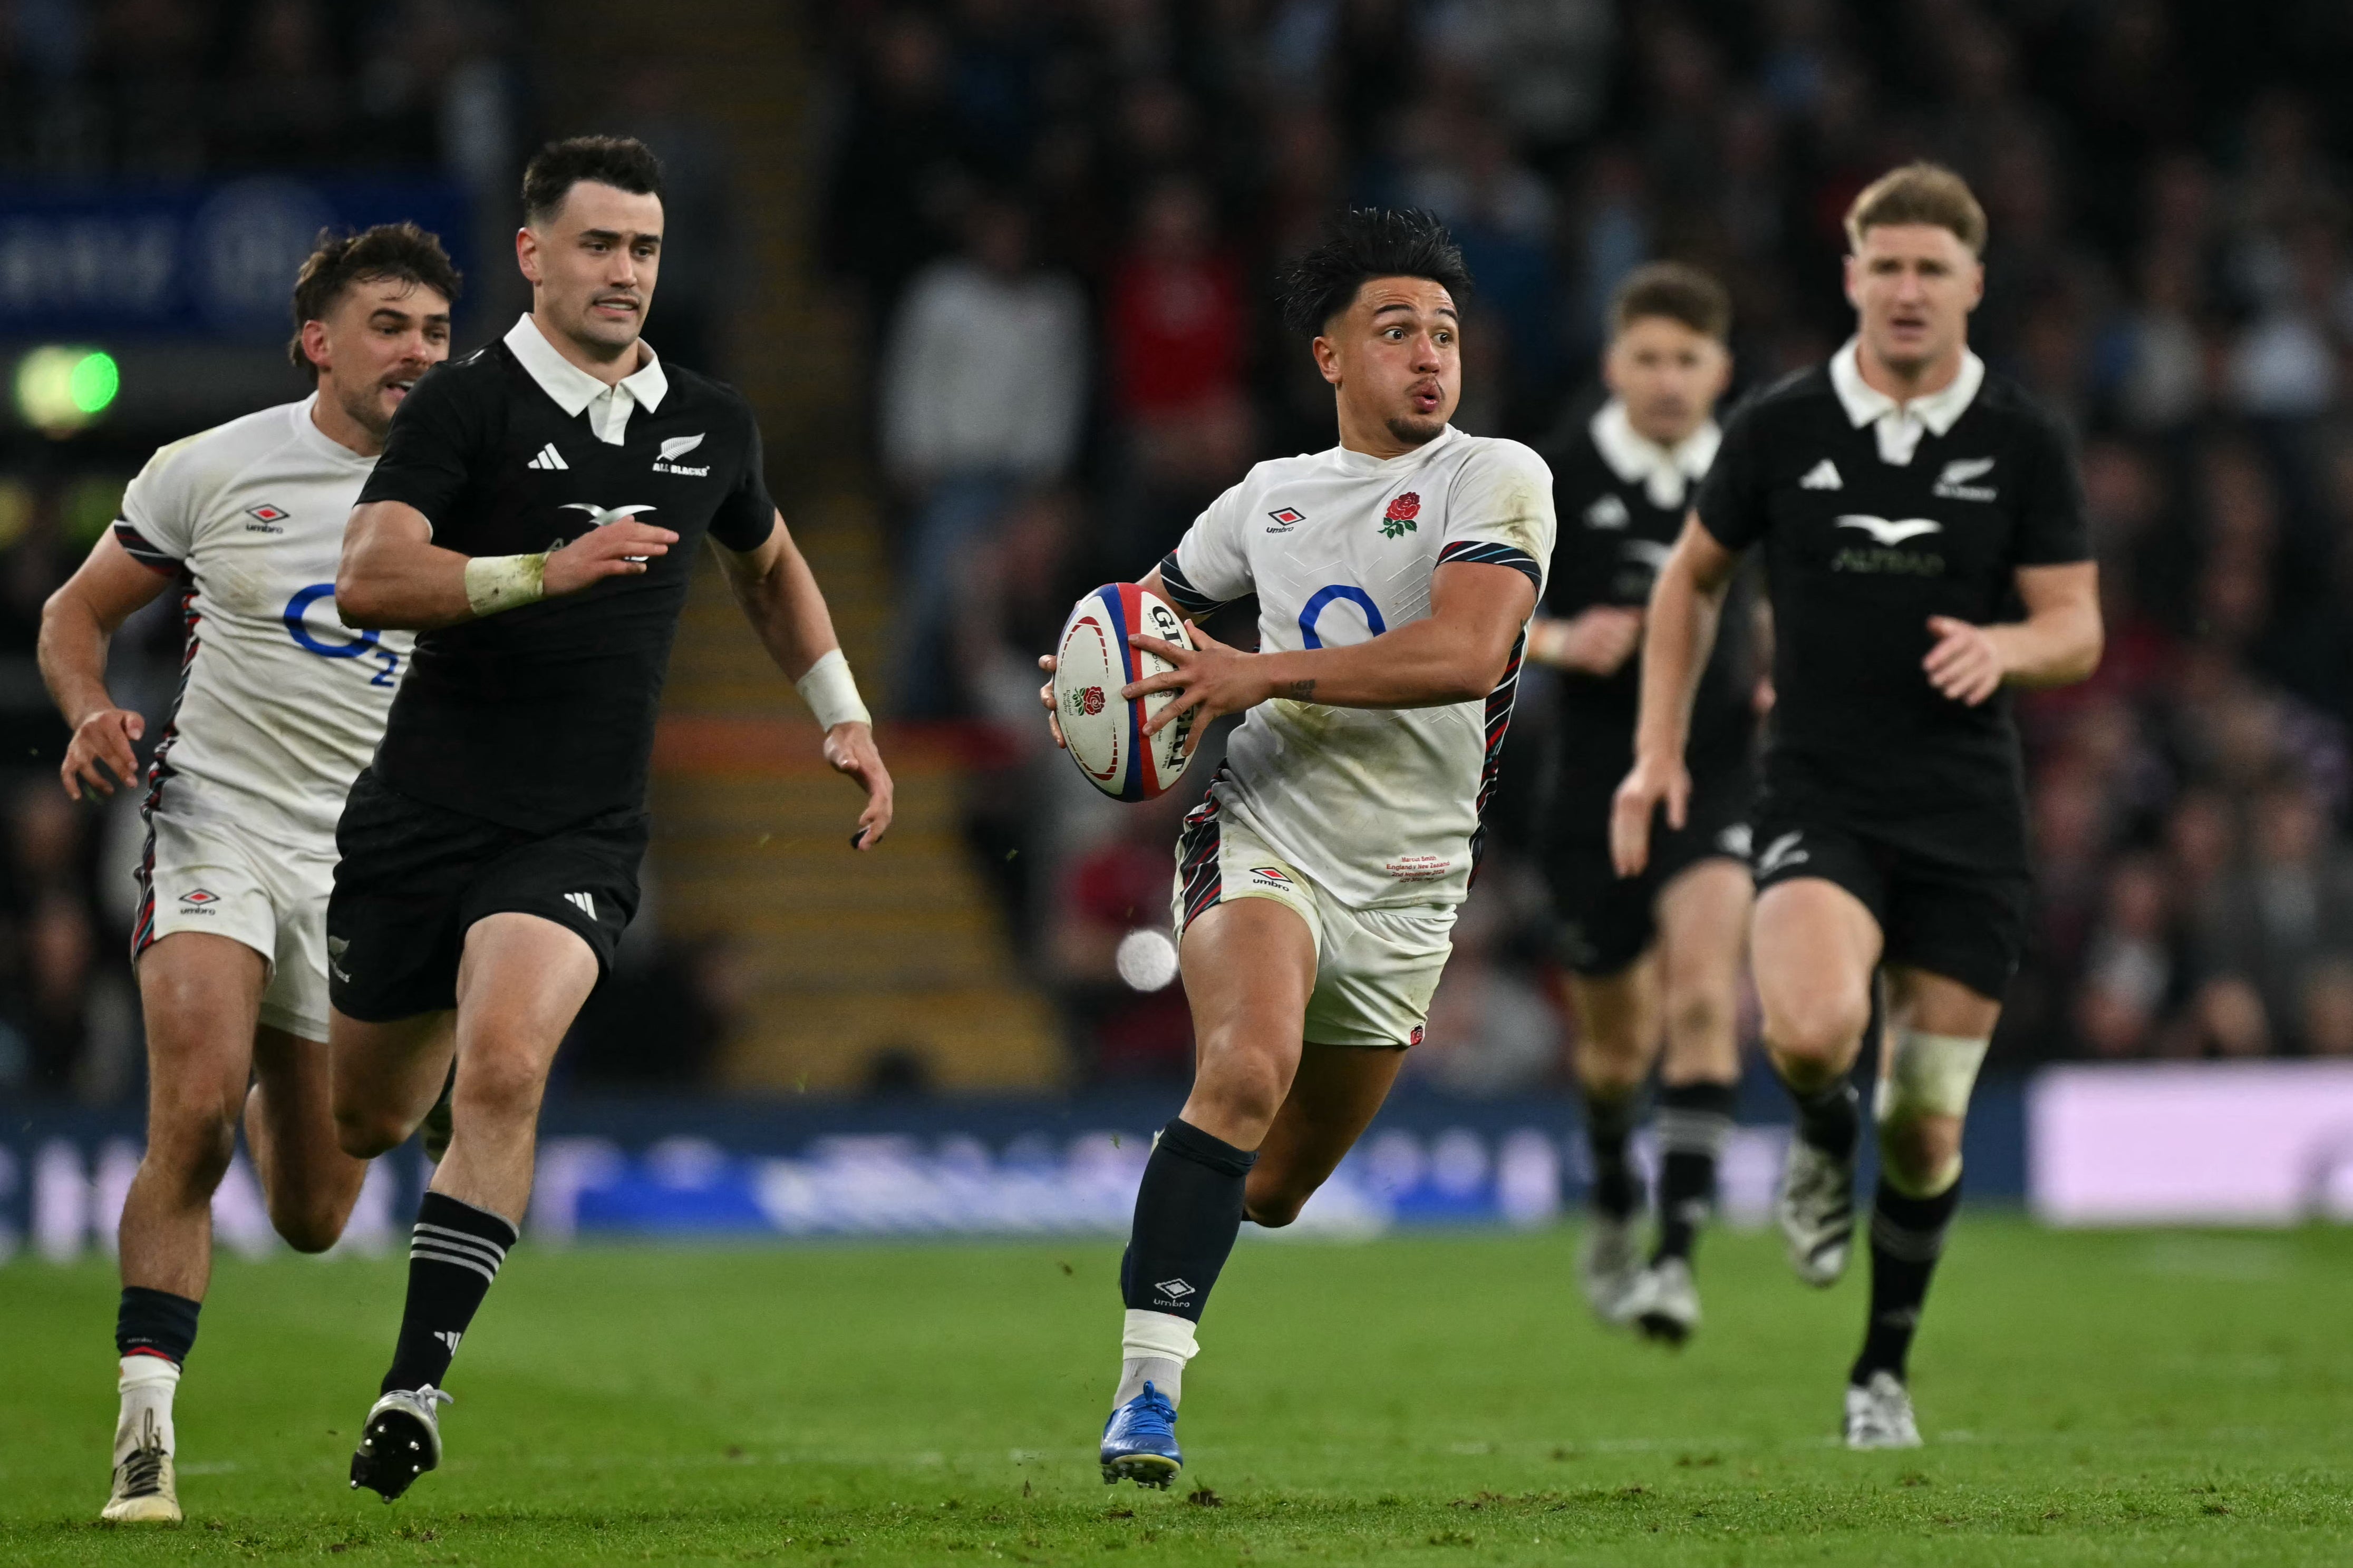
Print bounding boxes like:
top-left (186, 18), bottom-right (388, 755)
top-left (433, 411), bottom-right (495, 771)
top-left (1584, 493), bottom-right (1631, 530)
top-left (1933, 456), bottom-right (1997, 501)
top-left (527, 443), bottom-right (569, 471)
top-left (1799, 459), bottom-right (1843, 490)
top-left (565, 891), bottom-right (597, 918)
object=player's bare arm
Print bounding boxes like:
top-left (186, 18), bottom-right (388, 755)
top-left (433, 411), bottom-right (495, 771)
top-left (1611, 516), bottom-right (1738, 875)
top-left (334, 498), bottom-right (676, 630)
top-left (1126, 560), bottom-right (1533, 731)
top-left (711, 518), bottom-right (894, 849)
top-left (39, 530), bottom-right (172, 799)
top-left (1525, 606), bottom-right (1644, 676)
top-left (1922, 560), bottom-right (2102, 707)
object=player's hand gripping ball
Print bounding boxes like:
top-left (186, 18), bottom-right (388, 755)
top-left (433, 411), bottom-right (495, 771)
top-left (1052, 583), bottom-right (1199, 802)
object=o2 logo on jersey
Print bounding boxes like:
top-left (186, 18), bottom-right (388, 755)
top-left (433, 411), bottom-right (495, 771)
top-left (283, 583), bottom-right (400, 687)
top-left (1296, 584), bottom-right (1387, 650)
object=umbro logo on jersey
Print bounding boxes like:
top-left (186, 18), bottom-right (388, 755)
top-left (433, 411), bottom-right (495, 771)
top-left (1265, 506), bottom-right (1305, 532)
top-left (652, 433), bottom-right (710, 475)
top-left (1754, 831), bottom-right (1809, 878)
top-left (1799, 459), bottom-right (1843, 490)
top-left (1584, 493), bottom-right (1631, 530)
top-left (1933, 456), bottom-right (1997, 501)
top-left (178, 888), bottom-right (219, 907)
top-left (1154, 1278), bottom-right (1196, 1299)
top-left (527, 443), bottom-right (569, 471)
top-left (1835, 514), bottom-right (1943, 546)
top-left (243, 502), bottom-right (288, 534)
top-left (564, 891), bottom-right (597, 919)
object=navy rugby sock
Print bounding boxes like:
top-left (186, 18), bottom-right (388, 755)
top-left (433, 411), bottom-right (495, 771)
top-left (1785, 1078), bottom-right (1860, 1160)
top-left (1582, 1089), bottom-right (1642, 1221)
top-left (1120, 1119), bottom-right (1255, 1323)
top-left (1850, 1177), bottom-right (1962, 1386)
top-left (116, 1286), bottom-right (201, 1367)
top-left (1653, 1081), bottom-right (1737, 1264)
top-left (382, 1192), bottom-right (517, 1395)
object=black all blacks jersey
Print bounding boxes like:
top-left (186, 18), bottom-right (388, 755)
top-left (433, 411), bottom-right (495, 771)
top-left (355, 330), bottom-right (775, 831)
top-left (1542, 403), bottom-right (1754, 819)
top-left (1695, 350), bottom-right (2089, 855)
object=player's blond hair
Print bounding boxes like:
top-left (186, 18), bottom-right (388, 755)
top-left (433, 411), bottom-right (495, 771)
top-left (1843, 162), bottom-right (1988, 257)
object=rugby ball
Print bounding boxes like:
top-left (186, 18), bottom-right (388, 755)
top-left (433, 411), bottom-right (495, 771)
top-left (1054, 583), bottom-right (1198, 802)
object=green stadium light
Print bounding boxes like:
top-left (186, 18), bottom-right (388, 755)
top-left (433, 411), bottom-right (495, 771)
top-left (15, 346), bottom-right (119, 436)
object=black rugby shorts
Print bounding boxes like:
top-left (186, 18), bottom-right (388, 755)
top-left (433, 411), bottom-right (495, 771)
top-left (1746, 805), bottom-right (2029, 1001)
top-left (1546, 760), bottom-right (1754, 978)
top-left (327, 768), bottom-right (644, 1022)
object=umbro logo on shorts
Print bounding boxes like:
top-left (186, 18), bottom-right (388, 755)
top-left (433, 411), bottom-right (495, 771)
top-left (1154, 1278), bottom-right (1195, 1299)
top-left (1248, 865), bottom-right (1295, 890)
top-left (178, 888), bottom-right (219, 905)
top-left (526, 443), bottom-right (569, 471)
top-left (564, 891), bottom-right (597, 918)
top-left (1799, 459), bottom-right (1843, 491)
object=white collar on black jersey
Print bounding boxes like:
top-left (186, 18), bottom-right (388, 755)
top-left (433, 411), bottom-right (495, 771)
top-left (1829, 336), bottom-right (1983, 466)
top-left (503, 313), bottom-right (669, 445)
top-left (1589, 398), bottom-right (1719, 510)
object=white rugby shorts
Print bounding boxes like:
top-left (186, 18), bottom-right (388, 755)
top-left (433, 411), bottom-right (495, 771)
top-left (135, 804), bottom-right (336, 1040)
top-left (1172, 800), bottom-right (1455, 1049)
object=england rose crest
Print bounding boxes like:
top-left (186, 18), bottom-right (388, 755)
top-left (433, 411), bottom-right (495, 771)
top-left (1380, 491), bottom-right (1420, 538)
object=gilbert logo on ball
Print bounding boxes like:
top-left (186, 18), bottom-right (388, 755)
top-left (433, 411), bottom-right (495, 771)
top-left (1054, 582), bottom-right (1198, 802)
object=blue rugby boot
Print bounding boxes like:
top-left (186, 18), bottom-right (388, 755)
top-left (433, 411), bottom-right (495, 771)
top-left (1099, 1381), bottom-right (1182, 1487)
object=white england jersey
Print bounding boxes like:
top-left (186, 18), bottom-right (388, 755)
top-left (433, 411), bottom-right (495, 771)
top-left (1161, 425), bottom-right (1555, 910)
top-left (114, 396), bottom-right (412, 844)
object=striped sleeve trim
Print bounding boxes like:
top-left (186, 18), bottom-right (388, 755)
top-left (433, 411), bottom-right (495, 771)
top-left (1436, 539), bottom-right (1542, 590)
top-left (1156, 552), bottom-right (1226, 616)
top-left (112, 521), bottom-right (181, 575)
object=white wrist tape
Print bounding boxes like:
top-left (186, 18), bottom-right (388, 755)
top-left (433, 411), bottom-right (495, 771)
top-left (795, 648), bottom-right (871, 730)
top-left (462, 553), bottom-right (548, 618)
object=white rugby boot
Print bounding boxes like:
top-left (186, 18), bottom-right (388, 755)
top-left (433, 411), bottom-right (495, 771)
top-left (101, 1365), bottom-right (181, 1524)
top-left (350, 1386), bottom-right (453, 1501)
top-left (1626, 1256), bottom-right (1701, 1346)
top-left (1775, 1136), bottom-right (1857, 1287)
top-left (1577, 1209), bottom-right (1645, 1326)
top-left (1843, 1370), bottom-right (1922, 1449)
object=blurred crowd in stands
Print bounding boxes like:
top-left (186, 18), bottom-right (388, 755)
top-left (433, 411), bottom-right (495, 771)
top-left (818, 0), bottom-right (2353, 1084)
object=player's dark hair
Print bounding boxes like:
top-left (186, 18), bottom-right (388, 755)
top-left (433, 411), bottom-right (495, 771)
top-left (286, 223), bottom-right (462, 379)
top-left (1277, 207), bottom-right (1472, 338)
top-left (1845, 161), bottom-right (1988, 256)
top-left (521, 135), bottom-right (666, 226)
top-left (1609, 261), bottom-right (1731, 344)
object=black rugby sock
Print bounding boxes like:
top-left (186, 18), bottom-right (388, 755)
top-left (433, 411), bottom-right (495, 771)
top-left (382, 1192), bottom-right (517, 1395)
top-left (1850, 1176), bottom-right (1962, 1386)
top-left (1120, 1119), bottom-right (1255, 1321)
top-left (1582, 1089), bottom-right (1642, 1221)
top-left (116, 1286), bottom-right (201, 1367)
top-left (1653, 1081), bottom-right (1737, 1264)
top-left (1784, 1078), bottom-right (1860, 1160)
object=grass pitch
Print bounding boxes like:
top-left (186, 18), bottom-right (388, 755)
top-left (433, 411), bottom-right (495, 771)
top-left (2, 1219), bottom-right (2349, 1566)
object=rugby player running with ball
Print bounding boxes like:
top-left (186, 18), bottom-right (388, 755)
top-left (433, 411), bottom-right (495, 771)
top-left (1041, 208), bottom-right (1556, 1488)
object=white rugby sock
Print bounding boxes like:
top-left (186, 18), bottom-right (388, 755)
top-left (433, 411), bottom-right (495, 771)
top-left (114, 1355), bottom-right (179, 1463)
top-left (1116, 1309), bottom-right (1198, 1408)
